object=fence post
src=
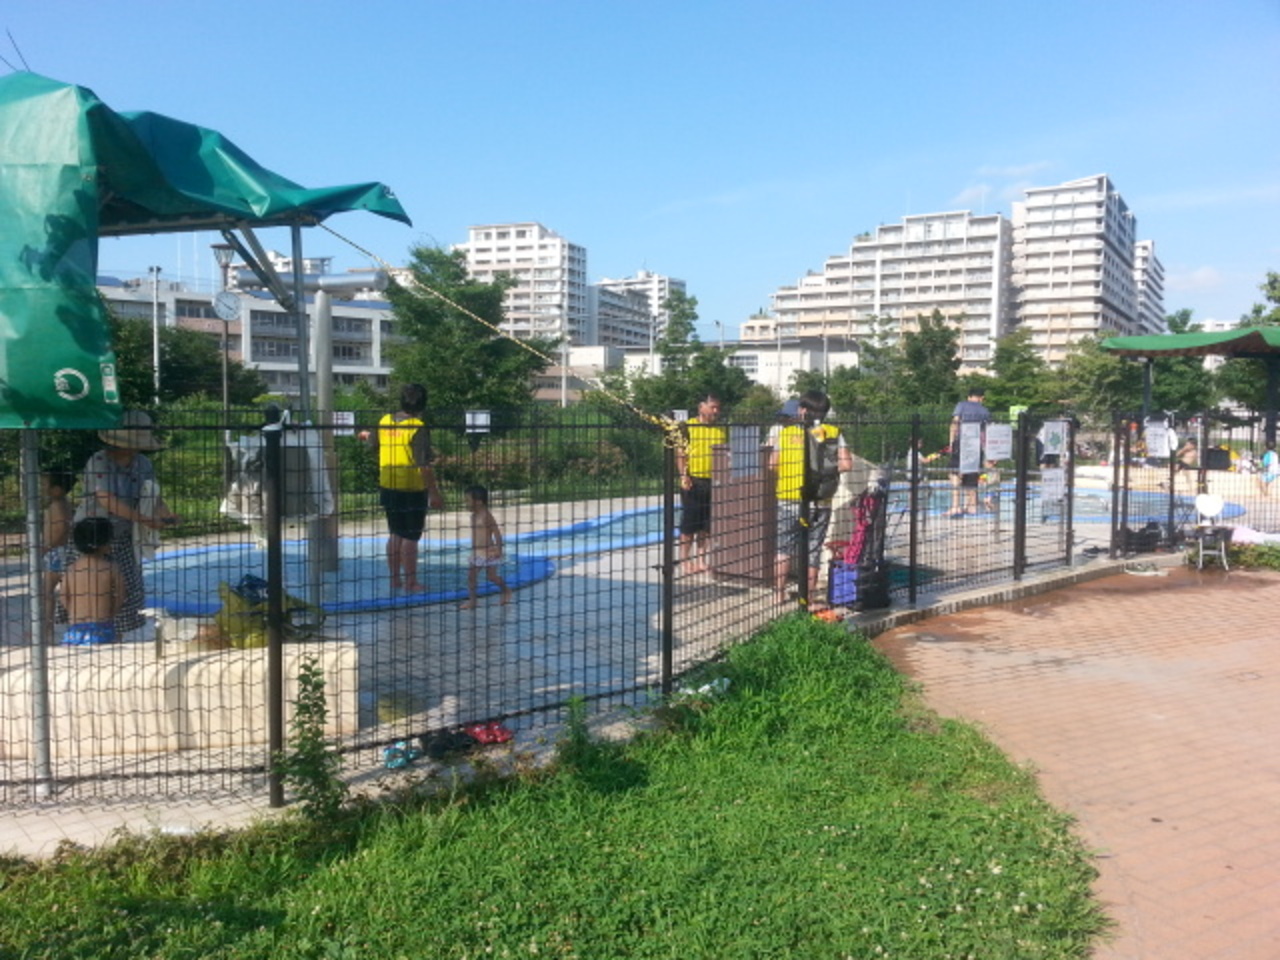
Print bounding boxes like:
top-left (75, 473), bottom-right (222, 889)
top-left (1108, 415), bottom-right (1123, 559)
top-left (908, 414), bottom-right (921, 605)
top-left (1013, 410), bottom-right (1029, 580)
top-left (797, 423), bottom-right (812, 610)
top-left (20, 430), bottom-right (54, 799)
top-left (660, 439), bottom-right (675, 697)
top-left (1065, 418), bottom-right (1077, 567)
top-left (264, 419), bottom-right (286, 807)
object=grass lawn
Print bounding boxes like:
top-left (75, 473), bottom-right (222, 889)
top-left (0, 617), bottom-right (1105, 959)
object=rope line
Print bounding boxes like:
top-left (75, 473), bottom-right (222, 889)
top-left (319, 222), bottom-right (688, 454)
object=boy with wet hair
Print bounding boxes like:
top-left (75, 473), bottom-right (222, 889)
top-left (61, 517), bottom-right (125, 645)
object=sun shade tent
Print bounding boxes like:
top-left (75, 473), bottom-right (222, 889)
top-left (1102, 328), bottom-right (1280, 444)
top-left (0, 71), bottom-right (411, 429)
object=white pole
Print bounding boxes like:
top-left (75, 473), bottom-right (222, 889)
top-left (150, 266), bottom-right (162, 404)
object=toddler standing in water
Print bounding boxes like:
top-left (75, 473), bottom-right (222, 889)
top-left (460, 484), bottom-right (512, 610)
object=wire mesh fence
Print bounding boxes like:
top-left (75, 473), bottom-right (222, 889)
top-left (1, 405), bottom-right (1272, 807)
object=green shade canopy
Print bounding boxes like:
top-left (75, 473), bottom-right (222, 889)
top-left (1102, 328), bottom-right (1280, 360)
top-left (0, 71), bottom-right (411, 428)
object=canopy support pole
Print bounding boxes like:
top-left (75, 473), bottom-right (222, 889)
top-left (1267, 358), bottom-right (1279, 448)
top-left (21, 431), bottom-right (54, 798)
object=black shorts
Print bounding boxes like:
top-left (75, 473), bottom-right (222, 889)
top-left (380, 487), bottom-right (428, 541)
top-left (680, 477), bottom-right (713, 535)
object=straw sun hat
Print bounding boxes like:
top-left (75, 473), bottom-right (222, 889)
top-left (98, 410), bottom-right (165, 451)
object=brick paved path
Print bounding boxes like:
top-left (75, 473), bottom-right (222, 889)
top-left (874, 564), bottom-right (1280, 960)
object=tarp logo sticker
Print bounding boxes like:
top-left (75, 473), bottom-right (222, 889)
top-left (53, 368), bottom-right (90, 401)
top-left (100, 362), bottom-right (119, 404)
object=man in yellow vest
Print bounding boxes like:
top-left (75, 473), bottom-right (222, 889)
top-left (676, 393), bottom-right (728, 575)
top-left (767, 390), bottom-right (852, 605)
top-left (368, 383), bottom-right (444, 591)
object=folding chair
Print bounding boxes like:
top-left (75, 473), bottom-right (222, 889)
top-left (1188, 493), bottom-right (1231, 570)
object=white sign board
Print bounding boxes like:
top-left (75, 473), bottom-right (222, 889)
top-left (332, 410), bottom-right (355, 437)
top-left (1040, 467), bottom-right (1066, 503)
top-left (984, 422), bottom-right (1013, 461)
top-left (957, 421), bottom-right (984, 473)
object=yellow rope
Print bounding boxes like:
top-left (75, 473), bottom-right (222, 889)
top-left (318, 222), bottom-right (688, 455)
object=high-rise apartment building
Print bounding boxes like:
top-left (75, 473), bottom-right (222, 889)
top-left (747, 175), bottom-right (1163, 369)
top-left (1133, 240), bottom-right (1166, 336)
top-left (454, 222), bottom-right (589, 344)
top-left (746, 211), bottom-right (1013, 371)
top-left (594, 269), bottom-right (687, 345)
top-left (1010, 174), bottom-right (1150, 364)
top-left (587, 284), bottom-right (652, 348)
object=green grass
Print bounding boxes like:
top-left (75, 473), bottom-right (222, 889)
top-left (0, 617), bottom-right (1105, 959)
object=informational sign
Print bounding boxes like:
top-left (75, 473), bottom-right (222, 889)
top-left (984, 422), bottom-right (1013, 461)
top-left (1041, 467), bottom-right (1066, 503)
top-left (332, 410), bottom-right (355, 437)
top-left (1144, 418), bottom-right (1170, 458)
top-left (1039, 419), bottom-right (1070, 459)
top-left (957, 421), bottom-right (984, 473)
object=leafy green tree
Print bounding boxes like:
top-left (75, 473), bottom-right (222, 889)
top-left (109, 313), bottom-right (266, 409)
top-left (386, 246), bottom-right (554, 413)
top-left (829, 316), bottom-right (903, 417)
top-left (1056, 334), bottom-right (1143, 423)
top-left (1216, 271), bottom-right (1280, 413)
top-left (898, 310), bottom-right (959, 406)
top-left (1150, 309), bottom-right (1216, 414)
top-left (986, 327), bottom-right (1051, 411)
top-left (601, 290), bottom-right (751, 417)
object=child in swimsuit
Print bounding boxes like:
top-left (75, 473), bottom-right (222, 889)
top-left (61, 517), bottom-right (125, 645)
top-left (460, 484), bottom-right (512, 610)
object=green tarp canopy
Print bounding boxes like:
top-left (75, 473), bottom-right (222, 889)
top-left (1102, 328), bottom-right (1280, 359)
top-left (0, 71), bottom-right (411, 429)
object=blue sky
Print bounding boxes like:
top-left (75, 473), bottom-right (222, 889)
top-left (7, 0), bottom-right (1278, 341)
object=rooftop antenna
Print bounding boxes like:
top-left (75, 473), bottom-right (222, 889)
top-left (5, 29), bottom-right (31, 71)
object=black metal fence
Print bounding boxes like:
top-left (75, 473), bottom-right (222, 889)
top-left (2, 405), bottom-right (1266, 807)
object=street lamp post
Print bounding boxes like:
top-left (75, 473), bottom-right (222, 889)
top-left (148, 266), bottom-right (162, 404)
top-left (211, 244), bottom-right (236, 423)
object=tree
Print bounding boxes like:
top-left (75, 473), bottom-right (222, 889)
top-left (108, 312), bottom-right (265, 409)
top-left (1150, 309), bottom-right (1216, 415)
top-left (1056, 335), bottom-right (1143, 424)
top-left (1216, 271), bottom-right (1280, 413)
top-left (599, 290), bottom-right (751, 417)
top-left (986, 327), bottom-right (1051, 411)
top-left (828, 315), bottom-right (903, 417)
top-left (898, 310), bottom-right (960, 406)
top-left (386, 246), bottom-right (553, 412)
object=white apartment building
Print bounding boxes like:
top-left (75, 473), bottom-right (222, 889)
top-left (595, 269), bottom-right (687, 344)
top-left (1011, 174), bottom-right (1149, 365)
top-left (1133, 240), bottom-right (1167, 336)
top-left (587, 284), bottom-right (652, 348)
top-left (454, 222), bottom-right (590, 345)
top-left (747, 175), bottom-right (1162, 371)
top-left (98, 270), bottom-right (397, 399)
top-left (746, 211), bottom-right (1013, 372)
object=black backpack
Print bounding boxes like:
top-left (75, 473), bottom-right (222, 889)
top-left (803, 426), bottom-right (842, 501)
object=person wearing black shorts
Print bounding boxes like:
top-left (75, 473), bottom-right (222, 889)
top-left (367, 384), bottom-right (443, 591)
top-left (676, 394), bottom-right (727, 575)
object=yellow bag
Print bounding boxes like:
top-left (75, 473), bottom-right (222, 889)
top-left (214, 579), bottom-right (326, 649)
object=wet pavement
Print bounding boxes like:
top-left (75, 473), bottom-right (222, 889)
top-left (873, 562), bottom-right (1280, 960)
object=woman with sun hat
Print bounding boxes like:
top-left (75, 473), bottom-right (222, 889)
top-left (71, 410), bottom-right (180, 635)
